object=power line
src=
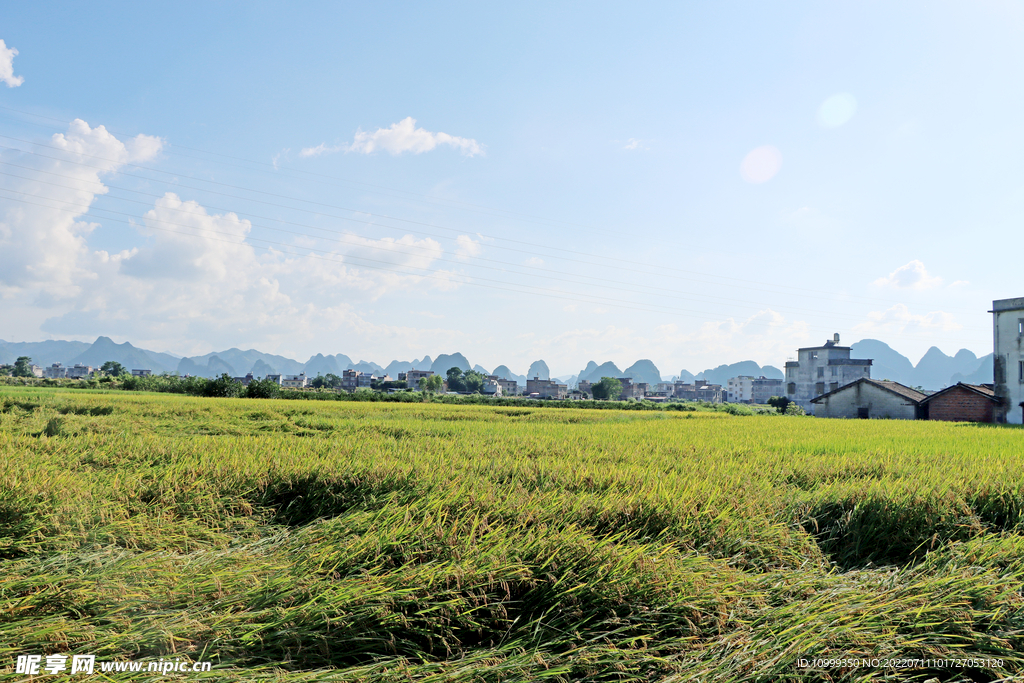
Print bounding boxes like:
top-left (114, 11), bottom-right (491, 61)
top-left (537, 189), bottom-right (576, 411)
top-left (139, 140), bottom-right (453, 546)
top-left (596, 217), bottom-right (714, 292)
top-left (0, 135), bottom-right (986, 316)
top-left (0, 188), bottom-right (991, 345)
top-left (0, 164), bottom-right (987, 329)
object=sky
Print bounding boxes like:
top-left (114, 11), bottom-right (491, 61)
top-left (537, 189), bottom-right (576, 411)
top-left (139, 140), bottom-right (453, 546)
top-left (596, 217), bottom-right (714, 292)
top-left (1, 1), bottom-right (1022, 377)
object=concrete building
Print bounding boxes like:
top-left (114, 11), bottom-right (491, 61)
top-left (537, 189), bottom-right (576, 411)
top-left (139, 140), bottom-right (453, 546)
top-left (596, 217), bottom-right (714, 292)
top-left (785, 334), bottom-right (872, 414)
top-left (43, 363), bottom-right (67, 379)
top-left (751, 376), bottom-right (785, 404)
top-left (265, 374), bottom-right (283, 385)
top-left (921, 383), bottom-right (1001, 423)
top-left (486, 375), bottom-right (517, 396)
top-left (30, 365), bottom-right (44, 378)
top-left (992, 297), bottom-right (1024, 424)
top-left (694, 380), bottom-right (724, 403)
top-left (281, 373), bottom-right (308, 389)
top-left (526, 376), bottom-right (567, 399)
top-left (66, 364), bottom-right (94, 379)
top-left (232, 373), bottom-right (255, 386)
top-left (726, 376), bottom-right (754, 403)
top-left (481, 378), bottom-right (502, 396)
top-left (810, 378), bottom-right (926, 420)
top-left (131, 369), bottom-right (152, 377)
top-left (399, 369), bottom-right (434, 390)
top-left (618, 377), bottom-right (648, 400)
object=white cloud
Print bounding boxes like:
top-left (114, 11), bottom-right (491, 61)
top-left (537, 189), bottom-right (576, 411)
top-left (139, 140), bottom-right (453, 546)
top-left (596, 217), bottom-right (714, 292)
top-left (301, 117), bottom-right (483, 158)
top-left (0, 39), bottom-right (23, 87)
top-left (623, 138), bottom-right (649, 151)
top-left (455, 234), bottom-right (482, 259)
top-left (872, 260), bottom-right (942, 290)
top-left (854, 304), bottom-right (962, 335)
top-left (0, 119), bottom-right (163, 298)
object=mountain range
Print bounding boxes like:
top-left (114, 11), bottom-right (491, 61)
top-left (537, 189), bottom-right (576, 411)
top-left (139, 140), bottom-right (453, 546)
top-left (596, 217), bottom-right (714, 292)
top-left (0, 336), bottom-right (992, 391)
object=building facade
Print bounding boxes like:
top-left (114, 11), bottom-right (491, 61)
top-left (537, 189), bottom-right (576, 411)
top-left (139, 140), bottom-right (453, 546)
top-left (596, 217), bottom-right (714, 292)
top-left (526, 377), bottom-right (568, 399)
top-left (44, 363), bottom-right (66, 379)
top-left (398, 369), bottom-right (434, 390)
top-left (921, 383), bottom-right (1001, 423)
top-left (785, 334), bottom-right (872, 414)
top-left (66, 364), bottom-right (94, 379)
top-left (992, 297), bottom-right (1024, 424)
top-left (281, 373), bottom-right (308, 389)
top-left (810, 378), bottom-right (925, 420)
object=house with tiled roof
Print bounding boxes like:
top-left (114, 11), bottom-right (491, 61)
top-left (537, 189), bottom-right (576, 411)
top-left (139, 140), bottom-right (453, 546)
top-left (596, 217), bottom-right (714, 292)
top-left (810, 377), bottom-right (927, 420)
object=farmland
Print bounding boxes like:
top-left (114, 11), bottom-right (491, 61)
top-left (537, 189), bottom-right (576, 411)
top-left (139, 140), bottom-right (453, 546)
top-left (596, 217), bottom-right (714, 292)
top-left (3, 386), bottom-right (1024, 681)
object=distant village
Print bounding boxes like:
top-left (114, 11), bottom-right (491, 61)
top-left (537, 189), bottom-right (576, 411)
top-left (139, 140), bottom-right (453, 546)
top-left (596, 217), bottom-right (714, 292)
top-left (5, 297), bottom-right (1022, 425)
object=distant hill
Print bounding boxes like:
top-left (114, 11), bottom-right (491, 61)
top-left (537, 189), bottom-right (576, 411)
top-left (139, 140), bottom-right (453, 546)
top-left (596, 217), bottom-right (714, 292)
top-left (491, 365), bottom-right (526, 385)
top-left (251, 359), bottom-right (278, 377)
top-left (413, 356), bottom-right (432, 371)
top-left (304, 353), bottom-right (343, 377)
top-left (180, 348), bottom-right (305, 377)
top-left (431, 353), bottom-right (471, 374)
top-left (951, 353), bottom-right (994, 385)
top-left (850, 339), bottom-right (990, 390)
top-left (70, 336), bottom-right (176, 373)
top-left (0, 338), bottom-right (95, 367)
top-left (526, 360), bottom-right (550, 380)
top-left (577, 361), bottom-right (623, 384)
top-left (622, 359), bottom-right (662, 385)
top-left (351, 360), bottom-right (384, 375)
top-left (696, 361), bottom-right (783, 386)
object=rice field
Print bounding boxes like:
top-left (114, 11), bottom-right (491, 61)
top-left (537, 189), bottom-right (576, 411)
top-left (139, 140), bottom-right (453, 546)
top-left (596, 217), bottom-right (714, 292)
top-left (2, 386), bottom-right (1024, 681)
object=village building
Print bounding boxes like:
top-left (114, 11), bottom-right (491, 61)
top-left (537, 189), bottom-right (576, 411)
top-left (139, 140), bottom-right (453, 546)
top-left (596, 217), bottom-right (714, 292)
top-left (526, 376), bottom-right (567, 399)
top-left (131, 369), bottom-right (152, 377)
top-left (785, 334), bottom-right (872, 414)
top-left (398, 369), bottom-right (434, 390)
top-left (481, 378), bottom-right (502, 396)
top-left (991, 297), bottom-right (1024, 424)
top-left (810, 378), bottom-right (926, 420)
top-left (920, 383), bottom-right (1001, 423)
top-left (43, 363), bottom-right (67, 379)
top-left (66, 364), bottom-right (94, 379)
top-left (281, 373), bottom-right (308, 389)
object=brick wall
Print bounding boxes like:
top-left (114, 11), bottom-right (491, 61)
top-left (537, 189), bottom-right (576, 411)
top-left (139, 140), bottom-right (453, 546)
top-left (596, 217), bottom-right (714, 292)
top-left (927, 387), bottom-right (996, 423)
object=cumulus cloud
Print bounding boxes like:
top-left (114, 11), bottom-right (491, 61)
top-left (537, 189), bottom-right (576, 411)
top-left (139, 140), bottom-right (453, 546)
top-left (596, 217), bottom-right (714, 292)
top-left (0, 119), bottom-right (164, 297)
top-left (0, 39), bottom-right (23, 87)
top-left (455, 235), bottom-right (482, 259)
top-left (854, 304), bottom-right (962, 335)
top-left (301, 117), bottom-right (483, 158)
top-left (872, 260), bottom-right (942, 290)
top-left (623, 138), bottom-right (649, 151)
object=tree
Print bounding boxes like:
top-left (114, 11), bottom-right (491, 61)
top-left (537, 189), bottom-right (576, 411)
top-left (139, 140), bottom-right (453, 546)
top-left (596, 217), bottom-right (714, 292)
top-left (766, 396), bottom-right (791, 414)
top-left (419, 374), bottom-right (444, 392)
top-left (446, 367), bottom-right (466, 392)
top-left (245, 377), bottom-right (281, 399)
top-left (463, 369), bottom-right (486, 393)
top-left (101, 361), bottom-right (127, 377)
top-left (784, 402), bottom-right (806, 416)
top-left (12, 356), bottom-right (34, 378)
top-left (591, 377), bottom-right (623, 400)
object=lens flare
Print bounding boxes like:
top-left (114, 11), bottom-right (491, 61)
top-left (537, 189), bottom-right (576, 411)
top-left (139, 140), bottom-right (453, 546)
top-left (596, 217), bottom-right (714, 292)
top-left (740, 145), bottom-right (782, 184)
top-left (817, 93), bottom-right (857, 128)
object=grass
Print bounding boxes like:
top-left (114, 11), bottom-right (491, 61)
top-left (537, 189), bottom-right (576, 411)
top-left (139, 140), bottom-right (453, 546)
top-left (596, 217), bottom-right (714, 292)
top-left (2, 385), bottom-right (1024, 681)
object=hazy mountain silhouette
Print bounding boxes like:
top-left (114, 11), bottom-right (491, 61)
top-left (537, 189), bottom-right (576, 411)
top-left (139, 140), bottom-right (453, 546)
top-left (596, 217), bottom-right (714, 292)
top-left (0, 339), bottom-right (93, 366)
top-left (622, 359), bottom-right (662, 385)
top-left (304, 353), bottom-right (343, 377)
top-left (68, 336), bottom-right (176, 372)
top-left (695, 361), bottom-right (783, 385)
top-left (951, 353), bottom-right (994, 385)
top-left (851, 339), bottom-right (990, 389)
top-left (491, 365), bottom-right (526, 385)
top-left (251, 359), bottom-right (277, 377)
top-left (527, 360), bottom-right (550, 380)
top-left (577, 361), bottom-right (623, 384)
top-left (431, 352), bottom-right (471, 374)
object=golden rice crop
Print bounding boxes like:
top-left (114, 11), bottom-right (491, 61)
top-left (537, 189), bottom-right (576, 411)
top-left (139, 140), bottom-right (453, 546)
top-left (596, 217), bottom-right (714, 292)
top-left (2, 386), bottom-right (1024, 681)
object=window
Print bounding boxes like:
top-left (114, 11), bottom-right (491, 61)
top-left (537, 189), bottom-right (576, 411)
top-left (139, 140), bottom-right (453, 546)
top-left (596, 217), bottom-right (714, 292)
top-left (817, 367), bottom-right (824, 378)
top-left (1019, 319), bottom-right (1024, 335)
top-left (830, 382), bottom-right (839, 391)
top-left (816, 382), bottom-right (825, 395)
top-left (1019, 360), bottom-right (1024, 382)
top-left (787, 383), bottom-right (796, 395)
top-left (858, 407), bottom-right (869, 419)
top-left (810, 352), bottom-right (818, 360)
top-left (831, 367), bottom-right (837, 377)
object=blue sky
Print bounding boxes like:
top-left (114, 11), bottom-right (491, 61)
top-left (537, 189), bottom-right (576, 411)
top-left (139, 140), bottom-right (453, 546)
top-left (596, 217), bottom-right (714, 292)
top-left (1, 1), bottom-right (1021, 376)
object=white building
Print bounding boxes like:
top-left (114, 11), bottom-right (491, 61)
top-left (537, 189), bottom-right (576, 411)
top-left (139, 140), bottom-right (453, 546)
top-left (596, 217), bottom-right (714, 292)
top-left (482, 378), bottom-right (502, 396)
top-left (810, 378), bottom-right (926, 420)
top-left (726, 376), bottom-right (754, 403)
top-left (992, 297), bottom-right (1024, 424)
top-left (784, 334), bottom-right (872, 414)
top-left (399, 369), bottom-right (434, 389)
top-left (281, 373), bottom-right (308, 389)
top-left (131, 369), bottom-right (152, 377)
